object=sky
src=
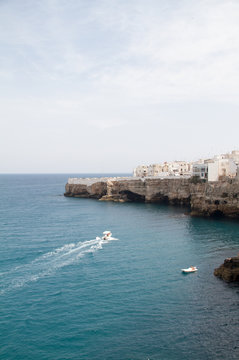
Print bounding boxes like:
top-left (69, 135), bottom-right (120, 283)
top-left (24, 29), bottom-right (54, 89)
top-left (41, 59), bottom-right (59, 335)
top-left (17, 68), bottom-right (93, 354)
top-left (0, 0), bottom-right (239, 173)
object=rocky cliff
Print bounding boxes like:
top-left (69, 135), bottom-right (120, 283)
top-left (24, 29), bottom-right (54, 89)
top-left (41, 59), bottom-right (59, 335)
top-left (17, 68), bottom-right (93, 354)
top-left (64, 177), bottom-right (239, 218)
top-left (190, 179), bottom-right (239, 218)
top-left (214, 257), bottom-right (239, 282)
top-left (65, 178), bottom-right (108, 199)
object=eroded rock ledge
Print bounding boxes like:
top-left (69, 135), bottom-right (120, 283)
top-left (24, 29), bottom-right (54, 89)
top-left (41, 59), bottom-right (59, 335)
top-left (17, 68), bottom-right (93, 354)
top-left (214, 257), bottom-right (239, 282)
top-left (64, 176), bottom-right (239, 218)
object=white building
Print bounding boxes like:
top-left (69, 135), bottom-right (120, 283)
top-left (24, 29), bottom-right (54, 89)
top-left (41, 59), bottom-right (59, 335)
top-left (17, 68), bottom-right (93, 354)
top-left (167, 161), bottom-right (193, 176)
top-left (229, 150), bottom-right (239, 165)
top-left (148, 164), bottom-right (163, 177)
top-left (133, 165), bottom-right (148, 177)
top-left (208, 157), bottom-right (237, 181)
top-left (192, 164), bottom-right (208, 179)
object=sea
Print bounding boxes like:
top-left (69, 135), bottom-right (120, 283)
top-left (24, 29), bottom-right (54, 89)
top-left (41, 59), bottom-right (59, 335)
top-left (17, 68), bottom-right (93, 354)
top-left (0, 174), bottom-right (239, 360)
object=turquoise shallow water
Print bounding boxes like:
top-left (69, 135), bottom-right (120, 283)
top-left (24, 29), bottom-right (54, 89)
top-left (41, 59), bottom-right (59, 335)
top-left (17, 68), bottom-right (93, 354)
top-left (0, 174), bottom-right (239, 360)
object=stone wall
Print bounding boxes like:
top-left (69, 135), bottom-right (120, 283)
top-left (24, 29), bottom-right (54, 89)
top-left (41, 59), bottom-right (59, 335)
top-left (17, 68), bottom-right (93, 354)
top-left (64, 177), bottom-right (239, 218)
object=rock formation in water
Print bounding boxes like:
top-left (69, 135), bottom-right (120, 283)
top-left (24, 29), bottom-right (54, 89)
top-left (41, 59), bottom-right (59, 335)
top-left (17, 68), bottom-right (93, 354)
top-left (214, 257), bottom-right (239, 282)
top-left (65, 176), bottom-right (239, 219)
top-left (64, 178), bottom-right (107, 199)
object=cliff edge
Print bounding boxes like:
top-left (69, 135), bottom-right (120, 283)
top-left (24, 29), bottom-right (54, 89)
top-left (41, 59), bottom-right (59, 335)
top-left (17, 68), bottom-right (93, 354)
top-left (64, 176), bottom-right (239, 219)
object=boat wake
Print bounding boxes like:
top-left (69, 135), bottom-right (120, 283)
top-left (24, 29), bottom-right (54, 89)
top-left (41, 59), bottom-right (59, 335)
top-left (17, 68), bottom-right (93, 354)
top-left (0, 236), bottom-right (118, 295)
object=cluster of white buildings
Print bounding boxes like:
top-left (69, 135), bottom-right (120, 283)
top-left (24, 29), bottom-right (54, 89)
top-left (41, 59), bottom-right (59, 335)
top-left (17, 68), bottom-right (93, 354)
top-left (133, 150), bottom-right (239, 182)
top-left (133, 161), bottom-right (193, 178)
top-left (194, 150), bottom-right (239, 181)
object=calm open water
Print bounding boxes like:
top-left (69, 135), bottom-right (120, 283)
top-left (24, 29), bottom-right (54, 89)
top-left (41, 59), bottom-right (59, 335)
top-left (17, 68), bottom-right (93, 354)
top-left (0, 174), bottom-right (239, 360)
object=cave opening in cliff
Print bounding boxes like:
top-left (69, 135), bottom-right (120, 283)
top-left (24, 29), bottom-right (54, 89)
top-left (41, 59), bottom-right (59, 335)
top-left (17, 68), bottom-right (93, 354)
top-left (119, 190), bottom-right (145, 202)
top-left (211, 210), bottom-right (224, 218)
top-left (150, 193), bottom-right (169, 204)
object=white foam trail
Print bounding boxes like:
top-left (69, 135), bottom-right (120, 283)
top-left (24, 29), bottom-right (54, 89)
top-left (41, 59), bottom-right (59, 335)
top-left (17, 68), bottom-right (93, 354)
top-left (0, 236), bottom-right (118, 295)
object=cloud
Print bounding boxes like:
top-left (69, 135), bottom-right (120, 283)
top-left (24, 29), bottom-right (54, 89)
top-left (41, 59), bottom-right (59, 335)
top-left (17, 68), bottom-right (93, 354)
top-left (0, 0), bottom-right (239, 172)
top-left (1, 0), bottom-right (239, 103)
top-left (89, 0), bottom-right (239, 103)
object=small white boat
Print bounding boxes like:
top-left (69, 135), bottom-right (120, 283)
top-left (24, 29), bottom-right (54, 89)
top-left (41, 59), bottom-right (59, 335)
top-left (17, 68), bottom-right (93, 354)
top-left (181, 266), bottom-right (198, 273)
top-left (96, 231), bottom-right (113, 241)
top-left (102, 231), bottom-right (112, 240)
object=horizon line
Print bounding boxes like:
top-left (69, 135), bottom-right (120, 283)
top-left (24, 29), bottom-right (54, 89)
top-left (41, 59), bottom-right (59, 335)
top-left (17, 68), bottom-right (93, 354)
top-left (0, 172), bottom-right (132, 175)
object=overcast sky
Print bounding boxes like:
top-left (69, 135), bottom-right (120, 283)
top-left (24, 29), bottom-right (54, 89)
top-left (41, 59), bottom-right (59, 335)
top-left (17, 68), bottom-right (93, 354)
top-left (0, 0), bottom-right (239, 173)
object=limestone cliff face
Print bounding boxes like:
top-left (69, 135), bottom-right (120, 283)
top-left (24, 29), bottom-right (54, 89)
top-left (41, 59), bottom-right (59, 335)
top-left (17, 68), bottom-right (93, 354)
top-left (190, 179), bottom-right (239, 217)
top-left (145, 178), bottom-right (191, 205)
top-left (65, 177), bottom-right (192, 204)
top-left (65, 181), bottom-right (107, 199)
top-left (64, 177), bottom-right (239, 218)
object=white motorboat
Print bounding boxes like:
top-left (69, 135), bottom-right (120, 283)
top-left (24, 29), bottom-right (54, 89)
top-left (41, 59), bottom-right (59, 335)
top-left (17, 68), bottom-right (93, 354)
top-left (181, 266), bottom-right (198, 273)
top-left (96, 231), bottom-right (113, 241)
top-left (102, 231), bottom-right (112, 240)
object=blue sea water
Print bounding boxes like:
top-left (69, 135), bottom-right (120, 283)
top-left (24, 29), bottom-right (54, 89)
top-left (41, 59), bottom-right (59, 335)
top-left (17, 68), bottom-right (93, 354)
top-left (0, 174), bottom-right (239, 360)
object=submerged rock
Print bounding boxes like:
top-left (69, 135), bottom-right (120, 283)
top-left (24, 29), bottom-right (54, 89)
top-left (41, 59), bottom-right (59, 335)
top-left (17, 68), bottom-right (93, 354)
top-left (214, 257), bottom-right (239, 282)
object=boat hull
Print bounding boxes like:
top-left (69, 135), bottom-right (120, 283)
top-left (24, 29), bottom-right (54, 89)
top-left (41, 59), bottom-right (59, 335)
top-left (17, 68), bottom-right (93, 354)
top-left (181, 268), bottom-right (198, 273)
